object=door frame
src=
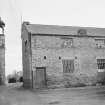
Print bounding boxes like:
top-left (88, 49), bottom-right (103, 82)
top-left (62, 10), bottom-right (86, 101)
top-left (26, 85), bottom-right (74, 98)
top-left (32, 67), bottom-right (47, 88)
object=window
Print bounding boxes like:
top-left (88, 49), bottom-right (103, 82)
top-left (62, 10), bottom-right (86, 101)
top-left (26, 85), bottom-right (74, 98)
top-left (97, 59), bottom-right (105, 69)
top-left (77, 29), bottom-right (87, 35)
top-left (95, 39), bottom-right (105, 48)
top-left (25, 40), bottom-right (27, 52)
top-left (62, 59), bottom-right (74, 73)
top-left (62, 38), bottom-right (73, 48)
top-left (59, 56), bottom-right (61, 60)
top-left (44, 56), bottom-right (46, 60)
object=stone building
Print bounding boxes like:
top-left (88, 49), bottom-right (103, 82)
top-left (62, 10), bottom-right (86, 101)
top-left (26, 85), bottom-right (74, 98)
top-left (0, 18), bottom-right (5, 85)
top-left (21, 22), bottom-right (105, 88)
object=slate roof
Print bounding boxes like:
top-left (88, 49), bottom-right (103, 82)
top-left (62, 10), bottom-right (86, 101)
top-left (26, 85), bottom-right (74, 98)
top-left (23, 22), bottom-right (105, 37)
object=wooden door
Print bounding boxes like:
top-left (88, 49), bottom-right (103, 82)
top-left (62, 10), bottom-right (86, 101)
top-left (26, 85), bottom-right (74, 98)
top-left (62, 59), bottom-right (74, 73)
top-left (34, 67), bottom-right (47, 88)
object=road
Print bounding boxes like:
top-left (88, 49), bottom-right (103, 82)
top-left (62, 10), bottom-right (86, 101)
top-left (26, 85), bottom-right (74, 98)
top-left (0, 83), bottom-right (105, 105)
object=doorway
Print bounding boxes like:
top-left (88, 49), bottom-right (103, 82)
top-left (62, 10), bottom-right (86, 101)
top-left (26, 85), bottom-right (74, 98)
top-left (33, 67), bottom-right (47, 88)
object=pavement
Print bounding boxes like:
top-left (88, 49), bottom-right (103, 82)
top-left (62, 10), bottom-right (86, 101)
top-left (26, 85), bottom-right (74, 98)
top-left (0, 83), bottom-right (105, 105)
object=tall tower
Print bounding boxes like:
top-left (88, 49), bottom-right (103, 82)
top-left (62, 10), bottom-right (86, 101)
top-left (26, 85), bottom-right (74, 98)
top-left (0, 17), bottom-right (5, 85)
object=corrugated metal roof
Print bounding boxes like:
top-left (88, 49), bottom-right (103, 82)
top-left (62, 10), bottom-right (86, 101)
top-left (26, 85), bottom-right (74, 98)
top-left (24, 23), bottom-right (105, 36)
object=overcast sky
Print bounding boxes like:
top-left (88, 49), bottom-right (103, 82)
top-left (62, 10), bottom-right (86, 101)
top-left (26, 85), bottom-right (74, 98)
top-left (0, 0), bottom-right (105, 75)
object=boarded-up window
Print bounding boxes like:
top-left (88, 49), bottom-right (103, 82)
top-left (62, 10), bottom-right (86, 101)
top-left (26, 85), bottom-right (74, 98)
top-left (97, 59), bottom-right (105, 69)
top-left (62, 59), bottom-right (74, 73)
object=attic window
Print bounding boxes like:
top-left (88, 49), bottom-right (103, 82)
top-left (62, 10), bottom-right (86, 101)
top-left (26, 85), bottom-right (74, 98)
top-left (77, 29), bottom-right (87, 35)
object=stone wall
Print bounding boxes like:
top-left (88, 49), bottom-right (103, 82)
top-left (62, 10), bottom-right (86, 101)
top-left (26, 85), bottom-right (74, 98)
top-left (22, 40), bottom-right (32, 88)
top-left (31, 35), bottom-right (105, 88)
